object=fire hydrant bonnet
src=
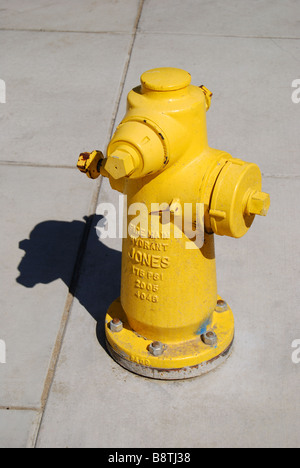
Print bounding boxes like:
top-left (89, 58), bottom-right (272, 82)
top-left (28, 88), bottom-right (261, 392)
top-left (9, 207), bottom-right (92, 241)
top-left (141, 68), bottom-right (192, 92)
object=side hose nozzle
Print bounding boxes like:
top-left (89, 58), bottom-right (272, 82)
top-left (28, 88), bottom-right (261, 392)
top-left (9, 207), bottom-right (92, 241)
top-left (107, 120), bottom-right (167, 179)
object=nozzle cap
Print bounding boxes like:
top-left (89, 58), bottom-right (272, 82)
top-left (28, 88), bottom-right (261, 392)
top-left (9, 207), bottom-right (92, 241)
top-left (105, 149), bottom-right (136, 179)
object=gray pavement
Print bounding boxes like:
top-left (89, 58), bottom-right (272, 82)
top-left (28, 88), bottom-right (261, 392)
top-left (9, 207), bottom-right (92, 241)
top-left (0, 0), bottom-right (299, 448)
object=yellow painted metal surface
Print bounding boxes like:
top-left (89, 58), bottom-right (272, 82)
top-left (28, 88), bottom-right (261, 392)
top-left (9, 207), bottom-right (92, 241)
top-left (105, 296), bottom-right (234, 370)
top-left (77, 68), bottom-right (270, 378)
top-left (77, 150), bottom-right (104, 179)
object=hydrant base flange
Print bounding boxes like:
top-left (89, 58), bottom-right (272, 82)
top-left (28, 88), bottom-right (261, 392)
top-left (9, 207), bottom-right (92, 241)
top-left (105, 297), bottom-right (234, 380)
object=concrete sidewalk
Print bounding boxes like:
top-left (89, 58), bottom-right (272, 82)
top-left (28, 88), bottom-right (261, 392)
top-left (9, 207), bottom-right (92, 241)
top-left (0, 0), bottom-right (299, 448)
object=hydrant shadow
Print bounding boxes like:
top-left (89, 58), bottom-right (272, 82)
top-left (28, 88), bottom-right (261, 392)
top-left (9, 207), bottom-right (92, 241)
top-left (16, 215), bottom-right (121, 352)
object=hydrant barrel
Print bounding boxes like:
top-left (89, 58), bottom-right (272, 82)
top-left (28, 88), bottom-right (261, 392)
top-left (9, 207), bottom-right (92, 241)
top-left (121, 221), bottom-right (218, 343)
top-left (77, 67), bottom-right (270, 379)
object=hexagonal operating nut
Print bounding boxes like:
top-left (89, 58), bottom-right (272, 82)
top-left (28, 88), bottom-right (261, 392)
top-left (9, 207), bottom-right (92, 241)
top-left (105, 149), bottom-right (136, 179)
top-left (247, 191), bottom-right (270, 216)
top-left (109, 318), bottom-right (123, 333)
top-left (148, 341), bottom-right (164, 356)
top-left (201, 330), bottom-right (217, 346)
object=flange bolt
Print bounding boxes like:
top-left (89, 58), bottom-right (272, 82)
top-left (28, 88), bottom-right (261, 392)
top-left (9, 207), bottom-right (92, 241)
top-left (216, 299), bottom-right (228, 313)
top-left (149, 341), bottom-right (164, 356)
top-left (201, 330), bottom-right (218, 346)
top-left (110, 318), bottom-right (123, 333)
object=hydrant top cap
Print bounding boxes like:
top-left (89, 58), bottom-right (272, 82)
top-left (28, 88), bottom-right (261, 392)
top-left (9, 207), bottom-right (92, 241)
top-left (141, 68), bottom-right (191, 92)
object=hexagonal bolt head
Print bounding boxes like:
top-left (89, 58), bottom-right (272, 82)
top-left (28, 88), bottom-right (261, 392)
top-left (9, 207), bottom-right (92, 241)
top-left (105, 149), bottom-right (136, 179)
top-left (109, 318), bottom-right (123, 333)
top-left (247, 191), bottom-right (270, 217)
top-left (201, 330), bottom-right (218, 346)
top-left (215, 299), bottom-right (228, 313)
top-left (148, 341), bottom-right (164, 356)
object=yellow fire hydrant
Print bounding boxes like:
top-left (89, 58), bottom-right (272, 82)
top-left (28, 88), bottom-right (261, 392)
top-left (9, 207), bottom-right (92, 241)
top-left (77, 68), bottom-right (270, 379)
